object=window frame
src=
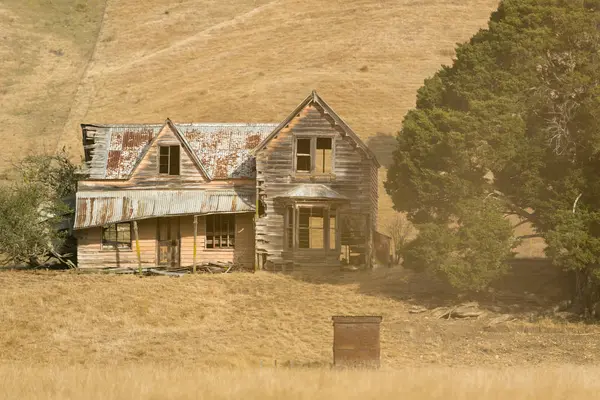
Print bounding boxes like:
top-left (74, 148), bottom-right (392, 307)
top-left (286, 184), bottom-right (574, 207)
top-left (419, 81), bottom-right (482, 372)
top-left (158, 145), bottom-right (181, 176)
top-left (293, 136), bottom-right (335, 175)
top-left (205, 214), bottom-right (236, 249)
top-left (101, 222), bottom-right (132, 251)
top-left (284, 205), bottom-right (338, 251)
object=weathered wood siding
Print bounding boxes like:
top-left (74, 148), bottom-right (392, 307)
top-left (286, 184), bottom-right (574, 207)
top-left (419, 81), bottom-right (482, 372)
top-left (76, 218), bottom-right (157, 269)
top-left (76, 214), bottom-right (255, 269)
top-left (255, 104), bottom-right (378, 267)
top-left (180, 213), bottom-right (255, 269)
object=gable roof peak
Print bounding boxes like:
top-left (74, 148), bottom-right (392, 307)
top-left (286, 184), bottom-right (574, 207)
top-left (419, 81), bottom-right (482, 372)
top-left (254, 91), bottom-right (380, 168)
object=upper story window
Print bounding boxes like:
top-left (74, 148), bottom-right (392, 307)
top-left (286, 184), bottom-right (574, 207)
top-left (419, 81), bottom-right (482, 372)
top-left (159, 145), bottom-right (180, 175)
top-left (295, 137), bottom-right (333, 174)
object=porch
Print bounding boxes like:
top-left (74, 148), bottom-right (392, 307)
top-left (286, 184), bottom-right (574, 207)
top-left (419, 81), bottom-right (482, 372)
top-left (75, 214), bottom-right (255, 270)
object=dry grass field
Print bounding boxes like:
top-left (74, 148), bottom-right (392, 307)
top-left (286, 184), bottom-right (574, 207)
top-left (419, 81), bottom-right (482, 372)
top-left (0, 268), bottom-right (597, 368)
top-left (2, 365), bottom-right (600, 400)
top-left (1, 268), bottom-right (600, 398)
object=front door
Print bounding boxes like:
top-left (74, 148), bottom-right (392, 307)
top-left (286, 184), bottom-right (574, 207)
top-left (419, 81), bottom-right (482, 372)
top-left (158, 217), bottom-right (180, 269)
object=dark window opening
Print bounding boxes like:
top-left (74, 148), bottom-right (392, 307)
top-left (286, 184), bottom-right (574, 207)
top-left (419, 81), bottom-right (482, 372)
top-left (102, 222), bottom-right (132, 250)
top-left (159, 145), bottom-right (180, 175)
top-left (285, 208), bottom-right (294, 249)
top-left (296, 138), bottom-right (311, 172)
top-left (206, 214), bottom-right (235, 249)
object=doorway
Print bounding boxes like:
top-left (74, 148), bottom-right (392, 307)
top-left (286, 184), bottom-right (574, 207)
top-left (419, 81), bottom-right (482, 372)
top-left (158, 217), bottom-right (180, 269)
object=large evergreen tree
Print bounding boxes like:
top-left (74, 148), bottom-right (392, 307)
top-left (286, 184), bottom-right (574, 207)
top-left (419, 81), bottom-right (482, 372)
top-left (386, 0), bottom-right (600, 313)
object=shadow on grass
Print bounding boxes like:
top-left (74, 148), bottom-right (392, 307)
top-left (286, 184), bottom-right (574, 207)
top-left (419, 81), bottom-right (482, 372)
top-left (286, 259), bottom-right (573, 316)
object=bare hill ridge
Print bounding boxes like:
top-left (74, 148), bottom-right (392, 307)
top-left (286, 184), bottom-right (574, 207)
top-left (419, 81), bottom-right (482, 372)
top-left (2, 0), bottom-right (500, 227)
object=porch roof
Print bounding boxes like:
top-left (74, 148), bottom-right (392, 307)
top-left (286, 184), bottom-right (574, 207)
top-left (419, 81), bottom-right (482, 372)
top-left (276, 184), bottom-right (348, 201)
top-left (74, 189), bottom-right (255, 229)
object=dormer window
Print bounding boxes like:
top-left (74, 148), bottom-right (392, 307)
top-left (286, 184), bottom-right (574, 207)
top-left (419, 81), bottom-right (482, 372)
top-left (295, 137), bottom-right (333, 174)
top-left (159, 145), bottom-right (180, 175)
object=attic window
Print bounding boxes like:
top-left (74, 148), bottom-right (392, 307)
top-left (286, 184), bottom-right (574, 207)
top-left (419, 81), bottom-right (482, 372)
top-left (159, 146), bottom-right (180, 175)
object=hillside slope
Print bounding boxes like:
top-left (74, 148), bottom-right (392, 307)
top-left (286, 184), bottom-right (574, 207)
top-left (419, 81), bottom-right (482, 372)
top-left (2, 0), bottom-right (500, 227)
top-left (0, 0), bottom-right (105, 177)
top-left (0, 269), bottom-right (596, 368)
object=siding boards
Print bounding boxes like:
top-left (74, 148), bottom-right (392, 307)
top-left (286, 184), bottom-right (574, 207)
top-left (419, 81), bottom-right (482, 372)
top-left (76, 219), bottom-right (156, 268)
top-left (125, 124), bottom-right (208, 190)
top-left (77, 214), bottom-right (255, 269)
top-left (179, 213), bottom-right (254, 269)
top-left (255, 104), bottom-right (378, 267)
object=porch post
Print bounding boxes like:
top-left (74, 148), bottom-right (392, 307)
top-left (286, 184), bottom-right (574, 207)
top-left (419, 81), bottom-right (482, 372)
top-left (193, 215), bottom-right (198, 274)
top-left (133, 221), bottom-right (142, 274)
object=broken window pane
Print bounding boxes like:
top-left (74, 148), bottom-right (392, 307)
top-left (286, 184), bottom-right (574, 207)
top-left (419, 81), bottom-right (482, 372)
top-left (296, 138), bottom-right (311, 172)
top-left (158, 146), bottom-right (181, 175)
top-left (316, 138), bottom-right (333, 173)
top-left (206, 214), bottom-right (235, 249)
top-left (309, 208), bottom-right (324, 249)
top-left (285, 208), bottom-right (294, 249)
top-left (329, 214), bottom-right (336, 249)
top-left (102, 223), bottom-right (132, 250)
top-left (159, 146), bottom-right (169, 174)
top-left (169, 146), bottom-right (180, 175)
top-left (297, 208), bottom-right (325, 249)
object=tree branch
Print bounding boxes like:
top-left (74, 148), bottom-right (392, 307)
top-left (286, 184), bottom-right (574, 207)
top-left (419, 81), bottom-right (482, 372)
top-left (573, 193), bottom-right (582, 214)
top-left (517, 234), bottom-right (543, 240)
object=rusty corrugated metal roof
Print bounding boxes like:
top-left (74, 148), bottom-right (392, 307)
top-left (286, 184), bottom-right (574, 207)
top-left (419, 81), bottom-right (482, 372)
top-left (82, 123), bottom-right (277, 180)
top-left (277, 184), bottom-right (349, 200)
top-left (74, 189), bottom-right (255, 229)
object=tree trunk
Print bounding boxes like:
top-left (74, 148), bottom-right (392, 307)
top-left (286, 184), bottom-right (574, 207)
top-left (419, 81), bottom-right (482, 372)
top-left (573, 267), bottom-right (600, 318)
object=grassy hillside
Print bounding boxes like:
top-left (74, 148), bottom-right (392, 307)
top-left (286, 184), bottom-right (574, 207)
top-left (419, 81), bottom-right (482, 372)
top-left (0, 0), bottom-right (105, 178)
top-left (1, 0), bottom-right (500, 227)
top-left (0, 268), bottom-right (596, 368)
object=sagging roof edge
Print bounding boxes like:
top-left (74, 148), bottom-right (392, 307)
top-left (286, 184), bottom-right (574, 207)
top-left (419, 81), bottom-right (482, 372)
top-left (73, 210), bottom-right (255, 230)
top-left (253, 90), bottom-right (381, 168)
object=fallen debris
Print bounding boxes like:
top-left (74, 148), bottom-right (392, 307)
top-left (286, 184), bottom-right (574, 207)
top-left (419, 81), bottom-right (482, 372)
top-left (486, 314), bottom-right (516, 326)
top-left (433, 302), bottom-right (486, 319)
top-left (408, 305), bottom-right (428, 314)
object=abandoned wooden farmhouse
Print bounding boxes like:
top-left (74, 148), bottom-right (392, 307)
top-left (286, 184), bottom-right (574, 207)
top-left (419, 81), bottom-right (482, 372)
top-left (74, 91), bottom-right (382, 270)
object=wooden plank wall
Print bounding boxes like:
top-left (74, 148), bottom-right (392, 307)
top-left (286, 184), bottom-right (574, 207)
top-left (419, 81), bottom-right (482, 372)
top-left (76, 219), bottom-right (156, 268)
top-left (255, 104), bottom-right (378, 267)
top-left (76, 214), bottom-right (255, 269)
top-left (180, 213), bottom-right (254, 269)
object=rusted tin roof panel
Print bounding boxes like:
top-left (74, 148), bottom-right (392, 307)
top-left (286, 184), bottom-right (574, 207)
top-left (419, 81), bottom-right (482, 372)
top-left (178, 123), bottom-right (277, 179)
top-left (82, 123), bottom-right (277, 180)
top-left (277, 184), bottom-right (349, 200)
top-left (74, 189), bottom-right (255, 229)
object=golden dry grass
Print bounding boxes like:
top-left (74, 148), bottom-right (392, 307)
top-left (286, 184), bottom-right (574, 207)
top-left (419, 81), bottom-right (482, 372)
top-left (2, 365), bottom-right (600, 400)
top-left (0, 0), bottom-right (105, 178)
top-left (1, 268), bottom-right (599, 369)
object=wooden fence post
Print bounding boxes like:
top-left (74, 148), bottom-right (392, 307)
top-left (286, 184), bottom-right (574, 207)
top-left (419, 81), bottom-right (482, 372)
top-left (133, 221), bottom-right (142, 275)
top-left (193, 215), bottom-right (198, 274)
